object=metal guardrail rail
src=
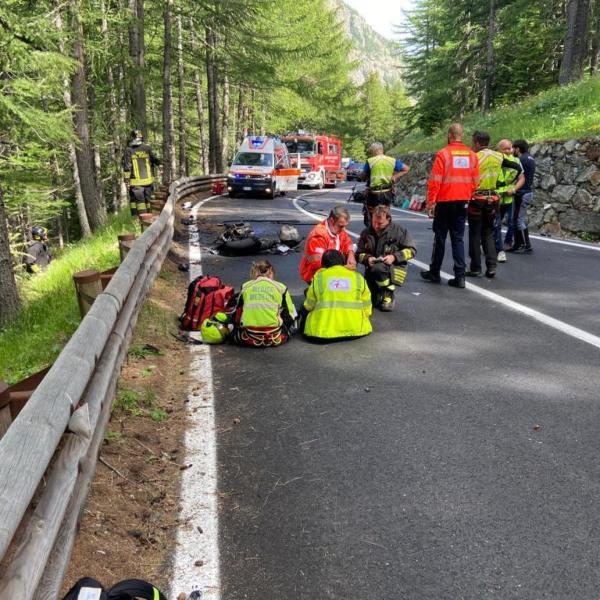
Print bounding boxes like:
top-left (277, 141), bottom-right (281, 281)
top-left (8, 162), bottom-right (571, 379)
top-left (0, 174), bottom-right (225, 599)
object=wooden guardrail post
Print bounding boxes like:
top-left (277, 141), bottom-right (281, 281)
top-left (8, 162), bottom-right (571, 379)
top-left (118, 232), bottom-right (136, 262)
top-left (73, 270), bottom-right (102, 318)
top-left (139, 212), bottom-right (155, 231)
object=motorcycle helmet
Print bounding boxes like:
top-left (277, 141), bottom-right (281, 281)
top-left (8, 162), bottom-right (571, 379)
top-left (31, 226), bottom-right (46, 241)
top-left (200, 312), bottom-right (229, 344)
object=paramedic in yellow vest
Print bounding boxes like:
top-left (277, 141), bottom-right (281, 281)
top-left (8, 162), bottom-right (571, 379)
top-left (233, 259), bottom-right (297, 348)
top-left (467, 131), bottom-right (522, 279)
top-left (303, 249), bottom-right (372, 342)
top-left (122, 129), bottom-right (161, 216)
top-left (361, 142), bottom-right (410, 225)
top-left (494, 139), bottom-right (525, 263)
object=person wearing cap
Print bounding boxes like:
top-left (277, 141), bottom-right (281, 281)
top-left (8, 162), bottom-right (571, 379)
top-left (24, 226), bottom-right (52, 274)
top-left (122, 128), bottom-right (161, 216)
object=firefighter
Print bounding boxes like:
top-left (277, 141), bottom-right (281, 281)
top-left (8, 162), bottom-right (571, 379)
top-left (357, 205), bottom-right (416, 311)
top-left (303, 250), bottom-right (372, 342)
top-left (361, 142), bottom-right (410, 225)
top-left (299, 206), bottom-right (356, 284)
top-left (24, 226), bottom-right (52, 274)
top-left (468, 131), bottom-right (522, 279)
top-left (122, 129), bottom-right (161, 216)
top-left (233, 259), bottom-right (297, 348)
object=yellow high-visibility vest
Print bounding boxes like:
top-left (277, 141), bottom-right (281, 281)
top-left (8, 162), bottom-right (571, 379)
top-left (240, 277), bottom-right (296, 328)
top-left (367, 155), bottom-right (396, 190)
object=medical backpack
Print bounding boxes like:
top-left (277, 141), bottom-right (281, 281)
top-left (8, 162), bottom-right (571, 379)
top-left (179, 275), bottom-right (234, 331)
top-left (62, 577), bottom-right (166, 600)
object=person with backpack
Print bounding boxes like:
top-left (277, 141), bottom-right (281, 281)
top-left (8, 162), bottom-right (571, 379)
top-left (232, 259), bottom-right (297, 347)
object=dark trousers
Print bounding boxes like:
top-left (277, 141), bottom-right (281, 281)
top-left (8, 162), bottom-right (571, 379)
top-left (129, 185), bottom-right (153, 216)
top-left (494, 203), bottom-right (514, 252)
top-left (468, 200), bottom-right (498, 272)
top-left (430, 201), bottom-right (467, 277)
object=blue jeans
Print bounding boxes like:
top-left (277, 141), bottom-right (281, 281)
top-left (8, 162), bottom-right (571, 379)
top-left (495, 203), bottom-right (514, 252)
top-left (515, 192), bottom-right (533, 231)
top-left (430, 201), bottom-right (467, 277)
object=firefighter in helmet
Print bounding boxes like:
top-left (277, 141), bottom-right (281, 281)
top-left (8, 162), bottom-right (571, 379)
top-left (24, 226), bottom-right (52, 274)
top-left (122, 128), bottom-right (161, 216)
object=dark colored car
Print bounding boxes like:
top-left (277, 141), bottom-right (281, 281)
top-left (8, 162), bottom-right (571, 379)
top-left (345, 161), bottom-right (365, 181)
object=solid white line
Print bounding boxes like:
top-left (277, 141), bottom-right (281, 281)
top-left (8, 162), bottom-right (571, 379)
top-left (293, 196), bottom-right (600, 351)
top-left (170, 195), bottom-right (223, 600)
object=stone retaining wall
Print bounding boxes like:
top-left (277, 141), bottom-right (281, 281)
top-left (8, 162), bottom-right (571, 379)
top-left (394, 137), bottom-right (600, 239)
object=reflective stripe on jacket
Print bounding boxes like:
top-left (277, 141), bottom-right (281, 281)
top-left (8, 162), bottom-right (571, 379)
top-left (367, 155), bottom-right (396, 190)
top-left (123, 142), bottom-right (159, 186)
top-left (427, 142), bottom-right (479, 203)
top-left (476, 148), bottom-right (504, 191)
top-left (303, 265), bottom-right (372, 339)
top-left (240, 277), bottom-right (297, 328)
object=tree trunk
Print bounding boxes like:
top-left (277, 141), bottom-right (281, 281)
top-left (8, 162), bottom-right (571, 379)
top-left (205, 26), bottom-right (221, 173)
top-left (559, 0), bottom-right (591, 84)
top-left (483, 0), bottom-right (495, 111)
top-left (54, 2), bottom-right (92, 237)
top-left (590, 0), bottom-right (600, 74)
top-left (191, 25), bottom-right (209, 174)
top-left (0, 185), bottom-right (20, 325)
top-left (176, 14), bottom-right (187, 177)
top-left (116, 30), bottom-right (129, 211)
top-left (88, 86), bottom-right (106, 211)
top-left (162, 0), bottom-right (175, 183)
top-left (221, 72), bottom-right (230, 167)
top-left (236, 85), bottom-right (245, 143)
top-left (129, 0), bottom-right (147, 133)
top-left (70, 0), bottom-right (106, 231)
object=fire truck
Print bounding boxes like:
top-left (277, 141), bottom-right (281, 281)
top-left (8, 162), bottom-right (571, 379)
top-left (281, 132), bottom-right (344, 189)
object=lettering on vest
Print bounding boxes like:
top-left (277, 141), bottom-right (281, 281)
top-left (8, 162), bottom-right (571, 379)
top-left (452, 156), bottom-right (470, 169)
top-left (328, 277), bottom-right (351, 292)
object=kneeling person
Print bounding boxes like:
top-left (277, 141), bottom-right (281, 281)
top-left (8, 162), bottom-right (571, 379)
top-left (357, 205), bottom-right (416, 311)
top-left (303, 250), bottom-right (372, 342)
top-left (233, 259), bottom-right (297, 348)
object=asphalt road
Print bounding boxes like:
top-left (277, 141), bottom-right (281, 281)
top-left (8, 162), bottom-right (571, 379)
top-left (192, 183), bottom-right (600, 600)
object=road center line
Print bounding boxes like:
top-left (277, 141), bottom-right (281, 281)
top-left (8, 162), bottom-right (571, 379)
top-left (170, 195), bottom-right (222, 600)
top-left (293, 195), bottom-right (600, 351)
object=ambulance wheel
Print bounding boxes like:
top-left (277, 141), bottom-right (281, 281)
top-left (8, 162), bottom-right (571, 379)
top-left (279, 191), bottom-right (286, 196)
top-left (266, 181), bottom-right (276, 199)
top-left (228, 191), bottom-right (236, 198)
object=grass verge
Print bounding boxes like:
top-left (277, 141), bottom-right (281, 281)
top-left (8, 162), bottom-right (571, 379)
top-left (0, 211), bottom-right (139, 384)
top-left (391, 75), bottom-right (600, 154)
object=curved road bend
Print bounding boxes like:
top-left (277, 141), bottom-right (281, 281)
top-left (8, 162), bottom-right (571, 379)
top-left (184, 183), bottom-right (600, 600)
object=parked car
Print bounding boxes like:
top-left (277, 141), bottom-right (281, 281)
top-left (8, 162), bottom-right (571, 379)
top-left (345, 161), bottom-right (364, 181)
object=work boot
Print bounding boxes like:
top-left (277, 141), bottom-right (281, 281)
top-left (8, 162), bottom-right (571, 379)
top-left (507, 230), bottom-right (524, 252)
top-left (420, 270), bottom-right (441, 284)
top-left (379, 289), bottom-right (395, 312)
top-left (522, 228), bottom-right (533, 253)
top-left (448, 276), bottom-right (465, 289)
top-left (465, 270), bottom-right (483, 278)
top-left (485, 269), bottom-right (496, 278)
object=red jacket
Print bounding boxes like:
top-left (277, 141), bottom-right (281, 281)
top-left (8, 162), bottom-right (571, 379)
top-left (299, 220), bottom-right (353, 283)
top-left (427, 141), bottom-right (479, 204)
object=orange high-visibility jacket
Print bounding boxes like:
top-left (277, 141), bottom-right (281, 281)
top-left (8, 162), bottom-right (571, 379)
top-left (427, 141), bottom-right (479, 204)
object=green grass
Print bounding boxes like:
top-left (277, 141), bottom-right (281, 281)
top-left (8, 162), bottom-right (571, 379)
top-left (0, 211), bottom-right (139, 384)
top-left (390, 75), bottom-right (600, 154)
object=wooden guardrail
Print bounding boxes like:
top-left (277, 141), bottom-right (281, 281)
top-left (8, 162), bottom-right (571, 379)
top-left (0, 174), bottom-right (225, 599)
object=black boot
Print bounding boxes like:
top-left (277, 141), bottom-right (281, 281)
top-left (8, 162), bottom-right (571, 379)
top-left (523, 228), bottom-right (533, 253)
top-left (507, 229), bottom-right (524, 252)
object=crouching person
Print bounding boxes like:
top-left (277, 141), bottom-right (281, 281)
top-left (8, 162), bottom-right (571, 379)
top-left (357, 205), bottom-right (416, 311)
top-left (233, 259), bottom-right (297, 348)
top-left (303, 250), bottom-right (372, 342)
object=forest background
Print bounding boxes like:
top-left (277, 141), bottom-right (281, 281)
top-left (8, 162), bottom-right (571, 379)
top-left (0, 0), bottom-right (599, 328)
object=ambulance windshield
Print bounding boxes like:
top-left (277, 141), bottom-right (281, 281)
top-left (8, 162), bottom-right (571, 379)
top-left (232, 152), bottom-right (273, 167)
top-left (284, 140), bottom-right (316, 156)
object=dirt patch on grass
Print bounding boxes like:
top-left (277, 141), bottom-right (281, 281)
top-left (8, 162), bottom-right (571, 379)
top-left (61, 196), bottom-right (204, 595)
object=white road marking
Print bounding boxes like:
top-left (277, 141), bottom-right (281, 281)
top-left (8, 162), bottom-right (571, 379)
top-left (293, 195), bottom-right (600, 351)
top-left (170, 195), bottom-right (223, 600)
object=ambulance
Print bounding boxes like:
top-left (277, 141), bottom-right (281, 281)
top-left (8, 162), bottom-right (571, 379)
top-left (227, 136), bottom-right (301, 199)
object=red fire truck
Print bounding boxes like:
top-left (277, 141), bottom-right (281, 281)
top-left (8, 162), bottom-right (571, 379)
top-left (282, 132), bottom-right (344, 189)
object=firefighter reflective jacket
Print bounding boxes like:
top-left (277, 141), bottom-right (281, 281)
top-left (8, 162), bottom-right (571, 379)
top-left (123, 142), bottom-right (160, 186)
top-left (367, 155), bottom-right (396, 191)
top-left (303, 265), bottom-right (372, 339)
top-left (496, 154), bottom-right (522, 205)
top-left (239, 277), bottom-right (297, 329)
top-left (427, 141), bottom-right (479, 203)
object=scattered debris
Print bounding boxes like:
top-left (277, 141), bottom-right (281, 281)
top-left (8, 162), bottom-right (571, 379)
top-left (182, 201), bottom-right (192, 210)
top-left (194, 559), bottom-right (204, 567)
top-left (364, 386), bottom-right (371, 393)
top-left (178, 262), bottom-right (189, 272)
top-left (533, 424), bottom-right (542, 431)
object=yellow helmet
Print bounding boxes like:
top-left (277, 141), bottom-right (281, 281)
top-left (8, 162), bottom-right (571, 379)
top-left (200, 312), bottom-right (229, 344)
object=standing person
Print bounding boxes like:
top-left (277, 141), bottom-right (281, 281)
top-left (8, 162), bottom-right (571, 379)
top-left (299, 206), bottom-right (356, 284)
top-left (361, 142), bottom-right (410, 225)
top-left (232, 259), bottom-right (297, 348)
top-left (122, 129), bottom-right (161, 216)
top-left (420, 123), bottom-right (479, 289)
top-left (357, 205), bottom-right (416, 311)
top-left (24, 226), bottom-right (52, 274)
top-left (467, 131), bottom-right (522, 279)
top-left (303, 250), bottom-right (372, 342)
top-left (510, 139), bottom-right (536, 253)
top-left (495, 139), bottom-right (525, 263)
